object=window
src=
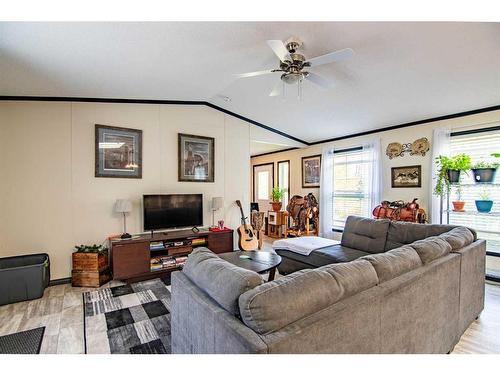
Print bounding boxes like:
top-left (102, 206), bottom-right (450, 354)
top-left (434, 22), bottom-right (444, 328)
top-left (332, 148), bottom-right (371, 229)
top-left (448, 127), bottom-right (500, 280)
top-left (277, 160), bottom-right (290, 206)
top-left (257, 171), bottom-right (270, 200)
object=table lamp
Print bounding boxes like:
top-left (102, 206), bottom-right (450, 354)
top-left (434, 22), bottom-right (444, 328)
top-left (115, 199), bottom-right (132, 239)
top-left (211, 197), bottom-right (224, 228)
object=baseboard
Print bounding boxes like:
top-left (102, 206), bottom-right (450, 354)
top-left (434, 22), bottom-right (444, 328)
top-left (49, 277), bottom-right (72, 286)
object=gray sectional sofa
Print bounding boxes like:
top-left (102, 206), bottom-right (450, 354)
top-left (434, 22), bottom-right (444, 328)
top-left (171, 216), bottom-right (486, 354)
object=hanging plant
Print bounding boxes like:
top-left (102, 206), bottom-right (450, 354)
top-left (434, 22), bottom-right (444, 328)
top-left (434, 154), bottom-right (471, 197)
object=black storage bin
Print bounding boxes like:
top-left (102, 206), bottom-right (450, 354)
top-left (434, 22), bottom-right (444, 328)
top-left (0, 253), bottom-right (50, 306)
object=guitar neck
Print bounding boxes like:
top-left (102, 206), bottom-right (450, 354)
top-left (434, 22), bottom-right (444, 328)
top-left (236, 201), bottom-right (248, 229)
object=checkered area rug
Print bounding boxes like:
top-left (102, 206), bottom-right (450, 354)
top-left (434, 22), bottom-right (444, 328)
top-left (83, 278), bottom-right (171, 354)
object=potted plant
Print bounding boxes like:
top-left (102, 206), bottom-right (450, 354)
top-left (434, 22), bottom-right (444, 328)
top-left (452, 185), bottom-right (465, 212)
top-left (434, 154), bottom-right (472, 197)
top-left (72, 244), bottom-right (109, 271)
top-left (270, 186), bottom-right (285, 211)
top-left (471, 160), bottom-right (499, 183)
top-left (475, 187), bottom-right (494, 213)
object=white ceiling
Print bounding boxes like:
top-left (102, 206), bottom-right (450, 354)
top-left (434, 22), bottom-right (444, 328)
top-left (1, 22), bottom-right (499, 144)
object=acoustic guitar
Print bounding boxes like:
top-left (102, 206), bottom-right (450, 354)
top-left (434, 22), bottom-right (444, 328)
top-left (235, 200), bottom-right (259, 251)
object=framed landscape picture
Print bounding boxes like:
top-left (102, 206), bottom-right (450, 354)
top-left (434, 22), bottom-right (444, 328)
top-left (95, 124), bottom-right (142, 178)
top-left (178, 133), bottom-right (215, 182)
top-left (302, 154), bottom-right (321, 188)
top-left (391, 165), bottom-right (422, 188)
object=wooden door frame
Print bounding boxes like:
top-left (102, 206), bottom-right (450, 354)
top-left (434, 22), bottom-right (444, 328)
top-left (252, 162), bottom-right (275, 202)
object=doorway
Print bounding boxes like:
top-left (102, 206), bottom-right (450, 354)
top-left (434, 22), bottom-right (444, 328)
top-left (253, 163), bottom-right (274, 213)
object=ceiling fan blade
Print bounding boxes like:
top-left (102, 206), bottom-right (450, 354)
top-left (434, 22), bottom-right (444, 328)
top-left (269, 81), bottom-right (283, 97)
top-left (266, 40), bottom-right (291, 62)
top-left (305, 72), bottom-right (333, 89)
top-left (307, 48), bottom-right (354, 67)
top-left (234, 70), bottom-right (275, 78)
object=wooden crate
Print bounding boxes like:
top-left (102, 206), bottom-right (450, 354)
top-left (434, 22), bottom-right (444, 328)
top-left (72, 252), bottom-right (108, 271)
top-left (72, 268), bottom-right (111, 288)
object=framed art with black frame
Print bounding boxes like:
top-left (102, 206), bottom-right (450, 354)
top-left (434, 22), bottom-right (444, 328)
top-left (391, 165), bottom-right (422, 188)
top-left (302, 155), bottom-right (321, 188)
top-left (178, 133), bottom-right (215, 182)
top-left (95, 124), bottom-right (142, 178)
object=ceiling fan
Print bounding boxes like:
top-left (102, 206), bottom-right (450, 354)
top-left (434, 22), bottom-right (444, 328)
top-left (235, 38), bottom-right (354, 97)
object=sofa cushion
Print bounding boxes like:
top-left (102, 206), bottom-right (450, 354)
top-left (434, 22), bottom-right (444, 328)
top-left (182, 247), bottom-right (264, 315)
top-left (341, 216), bottom-right (391, 254)
top-left (275, 244), bottom-right (370, 268)
top-left (361, 245), bottom-right (423, 283)
top-left (438, 227), bottom-right (475, 251)
top-left (385, 221), bottom-right (460, 250)
top-left (238, 259), bottom-right (378, 334)
top-left (409, 236), bottom-right (452, 264)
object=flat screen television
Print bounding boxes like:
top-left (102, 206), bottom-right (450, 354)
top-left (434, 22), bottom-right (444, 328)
top-left (143, 194), bottom-right (203, 231)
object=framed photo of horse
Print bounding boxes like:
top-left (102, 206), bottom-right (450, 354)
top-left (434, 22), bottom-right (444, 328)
top-left (178, 133), bottom-right (215, 182)
top-left (302, 154), bottom-right (321, 188)
top-left (391, 165), bottom-right (422, 188)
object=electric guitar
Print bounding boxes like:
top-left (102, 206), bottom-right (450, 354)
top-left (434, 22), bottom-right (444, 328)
top-left (235, 200), bottom-right (259, 251)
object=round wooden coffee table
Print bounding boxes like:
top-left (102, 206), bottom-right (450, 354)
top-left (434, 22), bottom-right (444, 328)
top-left (218, 251), bottom-right (282, 281)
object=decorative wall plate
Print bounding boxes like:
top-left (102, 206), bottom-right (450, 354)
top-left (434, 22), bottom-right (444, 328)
top-left (410, 137), bottom-right (430, 156)
top-left (386, 142), bottom-right (403, 159)
top-left (386, 137), bottom-right (429, 159)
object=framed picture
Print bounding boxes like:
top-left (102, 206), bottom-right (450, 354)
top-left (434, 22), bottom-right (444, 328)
top-left (391, 165), bottom-right (422, 188)
top-left (302, 155), bottom-right (321, 188)
top-left (95, 124), bottom-right (142, 178)
top-left (178, 133), bottom-right (215, 182)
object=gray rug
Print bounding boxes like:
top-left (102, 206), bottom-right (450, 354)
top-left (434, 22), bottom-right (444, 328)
top-left (83, 278), bottom-right (171, 354)
top-left (0, 327), bottom-right (45, 354)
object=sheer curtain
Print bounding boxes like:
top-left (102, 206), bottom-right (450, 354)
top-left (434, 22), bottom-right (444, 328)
top-left (430, 128), bottom-right (451, 224)
top-left (319, 146), bottom-right (335, 239)
top-left (363, 137), bottom-right (382, 216)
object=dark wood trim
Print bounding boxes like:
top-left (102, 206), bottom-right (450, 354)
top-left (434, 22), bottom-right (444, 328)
top-left (334, 146), bottom-right (364, 154)
top-left (451, 125), bottom-right (500, 137)
top-left (486, 274), bottom-right (500, 283)
top-left (3, 96), bottom-right (500, 148)
top-left (252, 162), bottom-right (274, 202)
top-left (0, 95), bottom-right (207, 105)
top-left (277, 159), bottom-right (291, 197)
top-left (49, 277), bottom-right (72, 286)
top-left (205, 102), bottom-right (307, 145)
top-left (95, 124), bottom-right (143, 178)
top-left (486, 251), bottom-right (500, 258)
top-left (0, 96), bottom-right (308, 146)
top-left (177, 133), bottom-right (215, 182)
top-left (301, 154), bottom-right (321, 188)
top-left (251, 147), bottom-right (299, 158)
top-left (308, 104), bottom-right (500, 146)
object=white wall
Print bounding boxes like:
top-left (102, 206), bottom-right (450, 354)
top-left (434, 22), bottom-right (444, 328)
top-left (251, 109), bottom-right (500, 217)
top-left (0, 101), bottom-right (251, 279)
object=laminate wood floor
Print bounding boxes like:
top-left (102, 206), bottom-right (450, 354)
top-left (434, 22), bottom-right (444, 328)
top-left (0, 274), bottom-right (499, 353)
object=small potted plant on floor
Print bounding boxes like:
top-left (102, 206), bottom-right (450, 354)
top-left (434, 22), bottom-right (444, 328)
top-left (471, 160), bottom-right (499, 183)
top-left (475, 187), bottom-right (494, 213)
top-left (452, 184), bottom-right (465, 212)
top-left (271, 186), bottom-right (285, 211)
top-left (434, 154), bottom-right (472, 197)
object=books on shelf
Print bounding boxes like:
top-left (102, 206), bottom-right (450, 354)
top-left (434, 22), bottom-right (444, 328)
top-left (150, 241), bottom-right (166, 251)
top-left (191, 238), bottom-right (207, 246)
top-left (150, 254), bottom-right (188, 271)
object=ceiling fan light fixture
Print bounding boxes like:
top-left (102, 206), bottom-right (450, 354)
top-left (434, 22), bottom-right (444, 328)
top-left (281, 72), bottom-right (304, 85)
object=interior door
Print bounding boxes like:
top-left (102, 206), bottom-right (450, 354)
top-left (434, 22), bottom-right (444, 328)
top-left (253, 163), bottom-right (274, 213)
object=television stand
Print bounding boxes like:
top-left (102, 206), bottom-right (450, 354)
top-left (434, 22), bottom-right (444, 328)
top-left (110, 228), bottom-right (234, 283)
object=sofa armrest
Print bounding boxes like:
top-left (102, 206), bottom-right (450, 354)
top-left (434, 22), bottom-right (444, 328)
top-left (171, 271), bottom-right (268, 354)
